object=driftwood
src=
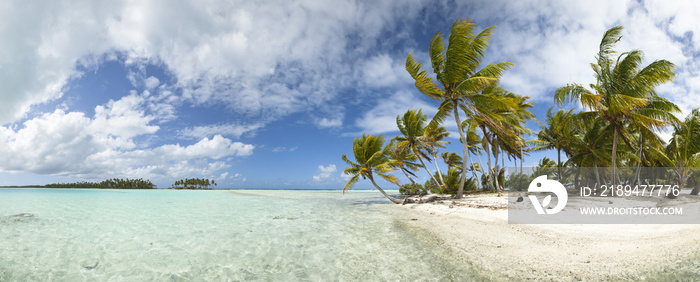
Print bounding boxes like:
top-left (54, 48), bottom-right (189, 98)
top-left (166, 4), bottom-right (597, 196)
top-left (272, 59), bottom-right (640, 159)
top-left (402, 195), bottom-right (449, 205)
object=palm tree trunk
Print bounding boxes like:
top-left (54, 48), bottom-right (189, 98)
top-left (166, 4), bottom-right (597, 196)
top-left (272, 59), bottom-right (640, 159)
top-left (481, 126), bottom-right (497, 191)
top-left (453, 105), bottom-right (469, 199)
top-left (594, 158), bottom-right (601, 187)
top-left (557, 148), bottom-right (562, 181)
top-left (576, 164), bottom-right (581, 190)
top-left (476, 150), bottom-right (485, 189)
top-left (432, 153), bottom-right (446, 187)
top-left (414, 148), bottom-right (441, 190)
top-left (367, 174), bottom-right (403, 204)
top-left (612, 128), bottom-right (619, 193)
top-left (520, 146), bottom-right (524, 174)
top-left (633, 136), bottom-right (643, 186)
top-left (400, 167), bottom-right (417, 186)
top-left (486, 139), bottom-right (494, 190)
top-left (467, 148), bottom-right (480, 189)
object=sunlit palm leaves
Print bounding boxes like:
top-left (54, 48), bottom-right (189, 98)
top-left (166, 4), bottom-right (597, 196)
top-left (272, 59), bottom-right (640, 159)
top-left (342, 134), bottom-right (403, 204)
top-left (406, 18), bottom-right (515, 198)
top-left (554, 25), bottom-right (678, 186)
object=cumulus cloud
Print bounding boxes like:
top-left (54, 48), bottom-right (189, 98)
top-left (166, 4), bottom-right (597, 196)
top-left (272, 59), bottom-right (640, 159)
top-left (0, 0), bottom-right (427, 127)
top-left (358, 54), bottom-right (412, 88)
top-left (0, 95), bottom-right (253, 180)
top-left (1, 0), bottom-right (699, 182)
top-left (313, 164), bottom-right (337, 182)
top-left (353, 90), bottom-right (438, 134)
top-left (144, 76), bottom-right (161, 90)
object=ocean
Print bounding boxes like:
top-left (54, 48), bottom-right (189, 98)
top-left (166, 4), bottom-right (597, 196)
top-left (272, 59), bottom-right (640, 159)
top-left (0, 188), bottom-right (485, 281)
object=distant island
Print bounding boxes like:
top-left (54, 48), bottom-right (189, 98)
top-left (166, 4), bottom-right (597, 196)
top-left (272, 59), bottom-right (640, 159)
top-left (0, 177), bottom-right (218, 190)
top-left (169, 178), bottom-right (217, 189)
top-left (6, 178), bottom-right (157, 189)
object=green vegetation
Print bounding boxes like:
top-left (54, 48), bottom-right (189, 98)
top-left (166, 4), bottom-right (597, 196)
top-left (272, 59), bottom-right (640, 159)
top-left (342, 134), bottom-right (404, 204)
top-left (170, 178), bottom-right (217, 189)
top-left (554, 25), bottom-right (679, 189)
top-left (342, 19), bottom-right (698, 203)
top-left (342, 18), bottom-right (532, 203)
top-left (43, 178), bottom-right (155, 189)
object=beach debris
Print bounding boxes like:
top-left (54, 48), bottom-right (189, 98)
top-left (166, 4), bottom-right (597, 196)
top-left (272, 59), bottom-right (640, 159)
top-left (410, 218), bottom-right (418, 221)
top-left (516, 196), bottom-right (524, 202)
top-left (609, 201), bottom-right (613, 204)
top-left (82, 262), bottom-right (99, 270)
top-left (10, 213), bottom-right (34, 218)
top-left (272, 216), bottom-right (298, 220)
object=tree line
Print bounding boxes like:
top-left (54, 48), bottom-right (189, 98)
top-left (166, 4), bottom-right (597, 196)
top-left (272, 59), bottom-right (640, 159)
top-left (342, 19), bottom-right (694, 203)
top-left (43, 178), bottom-right (156, 189)
top-left (170, 178), bottom-right (217, 189)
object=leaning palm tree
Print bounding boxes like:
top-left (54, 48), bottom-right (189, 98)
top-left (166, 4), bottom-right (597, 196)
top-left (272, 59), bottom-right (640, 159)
top-left (394, 109), bottom-right (442, 188)
top-left (386, 140), bottom-right (422, 188)
top-left (406, 18), bottom-right (513, 198)
top-left (555, 26), bottom-right (679, 188)
top-left (342, 134), bottom-right (403, 204)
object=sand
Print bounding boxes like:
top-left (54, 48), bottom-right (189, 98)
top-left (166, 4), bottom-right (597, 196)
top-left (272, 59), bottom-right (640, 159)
top-left (399, 194), bottom-right (700, 281)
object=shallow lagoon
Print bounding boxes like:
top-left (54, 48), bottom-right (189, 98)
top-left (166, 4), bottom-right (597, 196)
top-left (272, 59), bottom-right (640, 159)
top-left (0, 189), bottom-right (486, 281)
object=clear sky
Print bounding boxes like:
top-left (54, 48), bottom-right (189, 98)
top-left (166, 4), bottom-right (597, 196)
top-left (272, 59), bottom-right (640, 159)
top-left (0, 0), bottom-right (698, 189)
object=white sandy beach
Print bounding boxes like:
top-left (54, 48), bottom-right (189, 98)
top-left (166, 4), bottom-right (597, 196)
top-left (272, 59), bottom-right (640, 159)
top-left (400, 194), bottom-right (700, 281)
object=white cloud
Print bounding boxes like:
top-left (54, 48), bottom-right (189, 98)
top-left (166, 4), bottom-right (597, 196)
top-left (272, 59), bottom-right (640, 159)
top-left (0, 0), bottom-right (427, 128)
top-left (179, 123), bottom-right (264, 139)
top-left (271, 146), bottom-right (298, 153)
top-left (0, 95), bottom-right (254, 180)
top-left (353, 90), bottom-right (438, 134)
top-left (359, 54), bottom-right (411, 88)
top-left (144, 76), bottom-right (160, 90)
top-left (316, 117), bottom-right (343, 128)
top-left (90, 93), bottom-right (159, 140)
top-left (313, 164), bottom-right (337, 182)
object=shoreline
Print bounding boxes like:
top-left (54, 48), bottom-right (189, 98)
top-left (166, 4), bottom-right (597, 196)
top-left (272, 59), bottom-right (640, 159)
top-left (399, 194), bottom-right (700, 280)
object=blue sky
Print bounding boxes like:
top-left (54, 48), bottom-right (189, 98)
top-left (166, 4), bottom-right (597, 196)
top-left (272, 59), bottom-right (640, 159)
top-left (0, 0), bottom-right (698, 189)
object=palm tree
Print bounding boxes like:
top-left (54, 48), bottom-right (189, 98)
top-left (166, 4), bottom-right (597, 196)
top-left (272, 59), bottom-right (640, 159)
top-left (394, 109), bottom-right (442, 188)
top-left (628, 95), bottom-right (678, 185)
top-left (342, 134), bottom-right (403, 204)
top-left (442, 152), bottom-right (463, 170)
top-left (459, 118), bottom-right (484, 186)
top-left (555, 26), bottom-right (678, 189)
top-left (386, 140), bottom-right (422, 189)
top-left (564, 117), bottom-right (613, 186)
top-left (531, 107), bottom-right (577, 181)
top-left (666, 109), bottom-right (700, 195)
top-left (423, 125), bottom-right (450, 187)
top-left (532, 157), bottom-right (557, 177)
top-left (406, 18), bottom-right (513, 198)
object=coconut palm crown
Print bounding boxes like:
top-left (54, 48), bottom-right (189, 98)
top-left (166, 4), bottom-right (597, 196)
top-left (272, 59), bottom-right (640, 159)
top-left (406, 18), bottom-right (514, 198)
top-left (554, 25), bottom-right (679, 186)
top-left (342, 134), bottom-right (403, 204)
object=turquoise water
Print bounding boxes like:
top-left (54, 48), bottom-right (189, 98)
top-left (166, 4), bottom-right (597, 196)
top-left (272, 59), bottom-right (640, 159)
top-left (0, 189), bottom-right (484, 281)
